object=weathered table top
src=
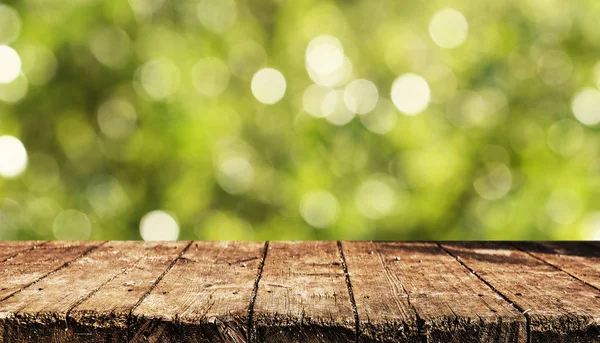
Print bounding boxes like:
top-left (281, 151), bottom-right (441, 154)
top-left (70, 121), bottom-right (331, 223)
top-left (0, 241), bottom-right (599, 343)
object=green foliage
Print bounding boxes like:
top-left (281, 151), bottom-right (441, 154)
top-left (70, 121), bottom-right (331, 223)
top-left (1, 0), bottom-right (599, 240)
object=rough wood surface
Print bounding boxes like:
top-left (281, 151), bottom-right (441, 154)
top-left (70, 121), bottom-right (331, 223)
top-left (69, 241), bottom-right (190, 342)
top-left (251, 241), bottom-right (355, 343)
top-left (0, 241), bottom-right (40, 263)
top-left (0, 241), bottom-right (599, 342)
top-left (513, 242), bottom-right (600, 291)
top-left (440, 242), bottom-right (600, 343)
top-left (0, 241), bottom-right (101, 302)
top-left (130, 241), bottom-right (266, 343)
top-left (343, 242), bottom-right (526, 343)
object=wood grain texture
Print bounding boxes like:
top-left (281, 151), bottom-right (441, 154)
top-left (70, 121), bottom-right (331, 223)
top-left (0, 241), bottom-right (102, 302)
top-left (0, 241), bottom-right (41, 263)
top-left (339, 241), bottom-right (419, 343)
top-left (0, 241), bottom-right (599, 342)
top-left (441, 242), bottom-right (600, 343)
top-left (251, 241), bottom-right (355, 343)
top-left (130, 241), bottom-right (266, 343)
top-left (0, 241), bottom-right (176, 342)
top-left (69, 241), bottom-right (190, 342)
top-left (513, 242), bottom-right (600, 291)
top-left (344, 242), bottom-right (526, 343)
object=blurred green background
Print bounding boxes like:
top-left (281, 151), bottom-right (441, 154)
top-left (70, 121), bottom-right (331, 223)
top-left (1, 0), bottom-right (600, 241)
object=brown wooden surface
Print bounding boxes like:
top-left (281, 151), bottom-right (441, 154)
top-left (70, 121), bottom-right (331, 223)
top-left (0, 241), bottom-right (598, 342)
top-left (251, 241), bottom-right (355, 343)
top-left (131, 241), bottom-right (265, 343)
top-left (440, 242), bottom-right (600, 343)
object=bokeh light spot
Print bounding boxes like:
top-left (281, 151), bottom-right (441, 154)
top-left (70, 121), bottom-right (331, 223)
top-left (251, 68), bottom-right (286, 104)
top-left (140, 210), bottom-right (179, 241)
top-left (391, 73), bottom-right (431, 115)
top-left (359, 98), bottom-right (398, 134)
top-left (300, 190), bottom-right (339, 229)
top-left (546, 189), bottom-right (583, 225)
top-left (547, 119), bottom-right (584, 157)
top-left (135, 59), bottom-right (180, 101)
top-left (322, 90), bottom-right (355, 126)
top-left (192, 57), bottom-right (230, 97)
top-left (429, 8), bottom-right (469, 49)
top-left (306, 35), bottom-right (344, 74)
top-left (0, 45), bottom-right (22, 84)
top-left (89, 26), bottom-right (132, 69)
top-left (473, 163), bottom-right (512, 200)
top-left (581, 212), bottom-right (600, 240)
top-left (302, 83), bottom-right (331, 118)
top-left (217, 155), bottom-right (254, 194)
top-left (53, 209), bottom-right (92, 240)
top-left (17, 43), bottom-right (58, 86)
top-left (344, 79), bottom-right (379, 115)
top-left (355, 177), bottom-right (397, 220)
top-left (572, 88), bottom-right (600, 126)
top-left (197, 0), bottom-right (237, 34)
top-left (0, 135), bottom-right (28, 178)
top-left (0, 5), bottom-right (22, 45)
top-left (0, 74), bottom-right (28, 103)
top-left (97, 98), bottom-right (138, 139)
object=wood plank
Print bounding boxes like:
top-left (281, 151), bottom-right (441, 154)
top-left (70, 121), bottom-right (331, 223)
top-left (251, 241), bottom-right (355, 343)
top-left (344, 242), bottom-right (526, 343)
top-left (130, 241), bottom-right (266, 343)
top-left (0, 241), bottom-right (179, 342)
top-left (68, 241), bottom-right (190, 342)
top-left (0, 241), bottom-right (102, 301)
top-left (340, 241), bottom-right (419, 342)
top-left (440, 242), bottom-right (600, 343)
top-left (0, 241), bottom-right (41, 263)
top-left (513, 242), bottom-right (600, 291)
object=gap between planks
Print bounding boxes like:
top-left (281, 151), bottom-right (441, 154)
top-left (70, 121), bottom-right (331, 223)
top-left (247, 242), bottom-right (269, 343)
top-left (509, 242), bottom-right (600, 294)
top-left (0, 242), bottom-right (106, 304)
top-left (125, 240), bottom-right (194, 341)
top-left (436, 242), bottom-right (532, 343)
top-left (4, 242), bottom-right (599, 343)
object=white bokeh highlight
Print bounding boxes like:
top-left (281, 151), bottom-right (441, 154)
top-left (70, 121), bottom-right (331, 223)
top-left (0, 135), bottom-right (28, 178)
top-left (572, 89), bottom-right (600, 126)
top-left (306, 35), bottom-right (344, 74)
top-left (251, 68), bottom-right (286, 104)
top-left (429, 8), bottom-right (469, 49)
top-left (391, 73), bottom-right (431, 115)
top-left (322, 90), bottom-right (355, 126)
top-left (140, 210), bottom-right (179, 241)
top-left (344, 79), bottom-right (379, 115)
top-left (302, 84), bottom-right (330, 118)
top-left (0, 45), bottom-right (22, 84)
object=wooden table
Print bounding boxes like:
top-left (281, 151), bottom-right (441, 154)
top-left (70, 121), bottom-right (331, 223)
top-left (0, 241), bottom-right (599, 342)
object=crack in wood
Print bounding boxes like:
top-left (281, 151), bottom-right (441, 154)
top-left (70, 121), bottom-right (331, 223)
top-left (126, 240), bottom-right (193, 342)
top-left (0, 242), bottom-right (106, 304)
top-left (509, 242), bottom-right (600, 294)
top-left (437, 243), bottom-right (531, 343)
top-left (337, 241), bottom-right (360, 343)
top-left (247, 241), bottom-right (269, 343)
top-left (0, 242), bottom-right (47, 264)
